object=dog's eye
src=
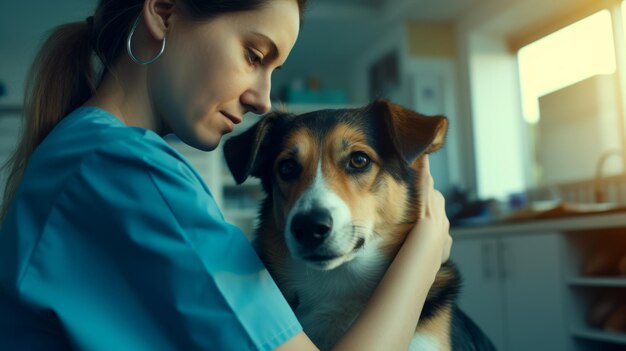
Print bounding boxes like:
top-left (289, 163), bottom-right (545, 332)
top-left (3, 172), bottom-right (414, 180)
top-left (278, 159), bottom-right (300, 181)
top-left (349, 151), bottom-right (371, 171)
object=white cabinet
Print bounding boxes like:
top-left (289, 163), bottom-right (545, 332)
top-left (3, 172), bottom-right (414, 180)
top-left (451, 238), bottom-right (506, 350)
top-left (452, 214), bottom-right (626, 351)
top-left (452, 232), bottom-right (568, 351)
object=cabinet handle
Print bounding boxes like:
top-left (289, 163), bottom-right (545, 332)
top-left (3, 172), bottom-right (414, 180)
top-left (481, 242), bottom-right (495, 279)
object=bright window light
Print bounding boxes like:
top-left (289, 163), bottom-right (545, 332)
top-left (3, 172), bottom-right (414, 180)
top-left (518, 10), bottom-right (616, 124)
top-left (623, 0), bottom-right (626, 36)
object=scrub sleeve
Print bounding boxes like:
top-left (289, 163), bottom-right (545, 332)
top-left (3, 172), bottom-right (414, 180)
top-left (0, 107), bottom-right (302, 351)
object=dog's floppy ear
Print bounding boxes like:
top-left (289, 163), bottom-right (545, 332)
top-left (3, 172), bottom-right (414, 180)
top-left (223, 112), bottom-right (286, 184)
top-left (373, 99), bottom-right (448, 164)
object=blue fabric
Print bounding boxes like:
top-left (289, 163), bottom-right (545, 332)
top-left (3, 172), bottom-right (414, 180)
top-left (0, 107), bottom-right (301, 351)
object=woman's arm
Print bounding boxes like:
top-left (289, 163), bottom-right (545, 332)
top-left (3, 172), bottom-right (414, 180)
top-left (276, 156), bottom-right (452, 351)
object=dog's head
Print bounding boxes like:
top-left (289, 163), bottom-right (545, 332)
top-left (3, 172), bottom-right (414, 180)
top-left (224, 99), bottom-right (447, 271)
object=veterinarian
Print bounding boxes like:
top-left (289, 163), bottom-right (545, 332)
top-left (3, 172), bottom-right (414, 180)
top-left (0, 0), bottom-right (452, 350)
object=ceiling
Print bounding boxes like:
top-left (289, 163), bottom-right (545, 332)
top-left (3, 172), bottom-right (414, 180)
top-left (1, 0), bottom-right (597, 100)
top-left (1, 0), bottom-right (494, 96)
top-left (3, 0), bottom-right (501, 52)
top-left (308, 0), bottom-right (490, 21)
top-left (274, 0), bottom-right (495, 86)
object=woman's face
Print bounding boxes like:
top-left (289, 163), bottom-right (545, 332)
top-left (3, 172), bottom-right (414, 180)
top-left (151, 0), bottom-right (300, 150)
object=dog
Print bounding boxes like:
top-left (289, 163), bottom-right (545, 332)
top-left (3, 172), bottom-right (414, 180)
top-left (223, 99), bottom-right (496, 351)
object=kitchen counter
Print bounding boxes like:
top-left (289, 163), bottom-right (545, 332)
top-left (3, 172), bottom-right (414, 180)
top-left (452, 212), bottom-right (626, 237)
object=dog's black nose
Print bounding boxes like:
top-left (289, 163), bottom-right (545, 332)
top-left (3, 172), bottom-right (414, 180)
top-left (290, 209), bottom-right (333, 248)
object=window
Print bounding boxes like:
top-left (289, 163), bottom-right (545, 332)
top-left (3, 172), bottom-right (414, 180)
top-left (517, 10), bottom-right (624, 187)
top-left (518, 11), bottom-right (616, 125)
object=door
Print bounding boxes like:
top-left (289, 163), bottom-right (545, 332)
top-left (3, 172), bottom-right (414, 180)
top-left (501, 232), bottom-right (568, 351)
top-left (452, 237), bottom-right (506, 350)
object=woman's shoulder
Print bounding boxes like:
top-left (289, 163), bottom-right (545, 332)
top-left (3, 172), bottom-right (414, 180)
top-left (49, 106), bottom-right (177, 157)
top-left (31, 106), bottom-right (191, 173)
top-left (23, 106), bottom-right (209, 202)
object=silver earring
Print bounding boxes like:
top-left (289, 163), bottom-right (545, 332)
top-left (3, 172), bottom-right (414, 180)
top-left (126, 12), bottom-right (166, 65)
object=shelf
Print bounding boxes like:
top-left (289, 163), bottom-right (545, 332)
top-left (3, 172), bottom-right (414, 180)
top-left (567, 277), bottom-right (626, 287)
top-left (571, 328), bottom-right (626, 345)
top-left (0, 104), bottom-right (22, 116)
top-left (223, 208), bottom-right (258, 221)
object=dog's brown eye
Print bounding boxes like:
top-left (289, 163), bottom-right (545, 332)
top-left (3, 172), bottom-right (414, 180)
top-left (278, 159), bottom-right (300, 181)
top-left (349, 152), bottom-right (371, 171)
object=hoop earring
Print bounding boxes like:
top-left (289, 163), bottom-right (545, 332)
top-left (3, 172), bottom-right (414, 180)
top-left (126, 13), bottom-right (166, 65)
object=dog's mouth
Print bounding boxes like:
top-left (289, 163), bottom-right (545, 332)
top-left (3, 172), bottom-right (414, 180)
top-left (300, 252), bottom-right (346, 270)
top-left (353, 237), bottom-right (365, 250)
top-left (297, 236), bottom-right (367, 270)
top-left (302, 253), bottom-right (343, 262)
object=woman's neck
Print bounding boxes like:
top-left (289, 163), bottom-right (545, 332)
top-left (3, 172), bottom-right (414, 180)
top-left (83, 58), bottom-right (162, 133)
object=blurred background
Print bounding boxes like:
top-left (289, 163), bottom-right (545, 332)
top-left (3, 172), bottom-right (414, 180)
top-left (2, 0), bottom-right (626, 350)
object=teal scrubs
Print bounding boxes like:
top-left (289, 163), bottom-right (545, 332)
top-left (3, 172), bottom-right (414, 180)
top-left (0, 107), bottom-right (301, 350)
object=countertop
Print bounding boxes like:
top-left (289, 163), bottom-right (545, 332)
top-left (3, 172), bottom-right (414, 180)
top-left (451, 212), bottom-right (626, 237)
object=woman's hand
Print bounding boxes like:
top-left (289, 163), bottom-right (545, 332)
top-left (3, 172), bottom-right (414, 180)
top-left (411, 155), bottom-right (452, 265)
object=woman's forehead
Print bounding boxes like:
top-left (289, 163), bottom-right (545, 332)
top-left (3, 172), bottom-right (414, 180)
top-left (228, 0), bottom-right (300, 60)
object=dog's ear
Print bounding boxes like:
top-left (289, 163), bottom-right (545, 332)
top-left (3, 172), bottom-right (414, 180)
top-left (223, 112), bottom-right (287, 184)
top-left (373, 99), bottom-right (448, 164)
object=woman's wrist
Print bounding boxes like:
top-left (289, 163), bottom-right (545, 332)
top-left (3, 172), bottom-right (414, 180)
top-left (406, 218), bottom-right (448, 267)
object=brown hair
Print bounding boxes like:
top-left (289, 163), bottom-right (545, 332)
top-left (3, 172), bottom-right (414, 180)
top-left (1, 0), bottom-right (307, 220)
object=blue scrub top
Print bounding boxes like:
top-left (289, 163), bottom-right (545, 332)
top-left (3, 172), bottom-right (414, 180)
top-left (0, 107), bottom-right (301, 350)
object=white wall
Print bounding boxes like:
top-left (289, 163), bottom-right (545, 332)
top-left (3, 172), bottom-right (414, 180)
top-left (348, 25), bottom-right (469, 196)
top-left (350, 24), bottom-right (410, 105)
top-left (0, 1), bottom-right (97, 105)
top-left (0, 115), bottom-right (21, 201)
top-left (0, 2), bottom-right (97, 199)
top-left (453, 0), bottom-right (595, 200)
top-left (406, 57), bottom-right (464, 192)
top-left (466, 32), bottom-right (528, 200)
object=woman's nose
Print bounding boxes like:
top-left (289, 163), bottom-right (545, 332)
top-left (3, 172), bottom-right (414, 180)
top-left (241, 74), bottom-right (272, 114)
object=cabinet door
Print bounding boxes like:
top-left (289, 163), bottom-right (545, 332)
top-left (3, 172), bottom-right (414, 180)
top-left (501, 232), bottom-right (567, 351)
top-left (452, 238), bottom-right (506, 350)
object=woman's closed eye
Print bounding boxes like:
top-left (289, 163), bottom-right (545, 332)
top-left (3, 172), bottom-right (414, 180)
top-left (246, 48), bottom-right (264, 66)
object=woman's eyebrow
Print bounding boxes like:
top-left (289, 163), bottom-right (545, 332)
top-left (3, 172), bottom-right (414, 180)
top-left (249, 32), bottom-right (283, 69)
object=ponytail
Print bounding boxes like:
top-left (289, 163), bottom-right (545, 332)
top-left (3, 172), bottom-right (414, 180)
top-left (1, 20), bottom-right (96, 220)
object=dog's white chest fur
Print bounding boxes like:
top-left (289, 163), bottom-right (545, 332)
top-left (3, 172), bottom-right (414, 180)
top-left (283, 252), bottom-right (388, 350)
top-left (284, 255), bottom-right (446, 351)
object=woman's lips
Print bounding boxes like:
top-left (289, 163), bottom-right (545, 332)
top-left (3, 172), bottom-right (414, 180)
top-left (220, 111), bottom-right (242, 133)
top-left (221, 111), bottom-right (242, 125)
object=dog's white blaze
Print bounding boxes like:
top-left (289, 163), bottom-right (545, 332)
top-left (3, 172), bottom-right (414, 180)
top-left (282, 160), bottom-right (398, 347)
top-left (285, 161), bottom-right (353, 254)
top-left (409, 333), bottom-right (441, 351)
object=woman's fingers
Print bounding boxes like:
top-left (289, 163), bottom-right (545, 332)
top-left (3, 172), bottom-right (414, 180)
top-left (417, 155), bottom-right (453, 263)
top-left (419, 156), bottom-right (434, 219)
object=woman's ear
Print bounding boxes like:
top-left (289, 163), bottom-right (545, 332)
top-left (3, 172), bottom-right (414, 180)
top-left (143, 0), bottom-right (176, 41)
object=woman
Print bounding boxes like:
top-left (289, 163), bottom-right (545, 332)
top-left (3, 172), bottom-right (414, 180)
top-left (0, 0), bottom-right (452, 350)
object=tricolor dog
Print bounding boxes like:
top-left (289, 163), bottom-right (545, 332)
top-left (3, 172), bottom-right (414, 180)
top-left (224, 100), bottom-right (496, 351)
